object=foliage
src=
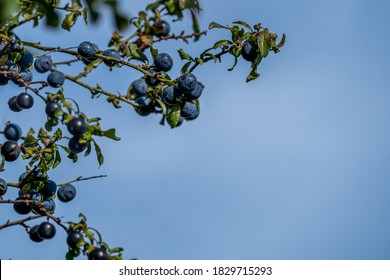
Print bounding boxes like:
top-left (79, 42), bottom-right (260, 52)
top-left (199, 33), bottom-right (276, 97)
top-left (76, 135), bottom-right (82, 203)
top-left (0, 0), bottom-right (285, 259)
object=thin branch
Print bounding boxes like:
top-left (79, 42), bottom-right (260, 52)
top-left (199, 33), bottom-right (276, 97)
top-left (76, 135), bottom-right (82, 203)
top-left (0, 215), bottom-right (42, 230)
top-left (53, 58), bottom-right (80, 66)
top-left (153, 30), bottom-right (208, 44)
top-left (51, 68), bottom-right (139, 108)
top-left (57, 174), bottom-right (107, 186)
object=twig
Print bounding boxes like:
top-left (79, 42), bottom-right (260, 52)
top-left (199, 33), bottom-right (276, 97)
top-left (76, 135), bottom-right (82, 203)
top-left (153, 30), bottom-right (207, 44)
top-left (51, 68), bottom-right (140, 108)
top-left (57, 174), bottom-right (107, 186)
top-left (0, 215), bottom-right (42, 230)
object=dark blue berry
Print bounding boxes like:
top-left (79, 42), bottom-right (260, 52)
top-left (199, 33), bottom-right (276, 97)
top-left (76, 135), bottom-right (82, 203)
top-left (4, 123), bottom-right (22, 141)
top-left (67, 231), bottom-right (83, 247)
top-left (8, 96), bottom-right (22, 112)
top-left (13, 196), bottom-right (32, 215)
top-left (161, 86), bottom-right (177, 106)
top-left (18, 51), bottom-right (33, 69)
top-left (102, 49), bottom-right (121, 66)
top-left (186, 107), bottom-right (200, 121)
top-left (33, 169), bottom-right (47, 181)
top-left (185, 81), bottom-right (203, 100)
top-left (29, 225), bottom-right (44, 242)
top-left (181, 101), bottom-right (197, 119)
top-left (241, 41), bottom-right (259, 62)
top-left (88, 248), bottom-right (109, 260)
top-left (57, 184), bottom-right (76, 202)
top-left (16, 92), bottom-right (34, 109)
top-left (178, 73), bottom-right (197, 92)
top-left (130, 78), bottom-right (148, 97)
top-left (38, 222), bottom-right (56, 239)
top-left (41, 198), bottom-right (56, 212)
top-left (135, 96), bottom-right (154, 116)
top-left (145, 69), bottom-right (159, 86)
top-left (19, 69), bottom-right (33, 82)
top-left (47, 72), bottom-right (65, 88)
top-left (0, 179), bottom-right (7, 196)
top-left (154, 53), bottom-right (173, 72)
top-left (1, 140), bottom-right (20, 162)
top-left (68, 137), bottom-right (87, 154)
top-left (34, 55), bottom-right (53, 73)
top-left (153, 20), bottom-right (170, 37)
top-left (67, 117), bottom-right (87, 136)
top-left (78, 41), bottom-right (99, 58)
top-left (45, 101), bottom-right (61, 118)
top-left (42, 180), bottom-right (57, 197)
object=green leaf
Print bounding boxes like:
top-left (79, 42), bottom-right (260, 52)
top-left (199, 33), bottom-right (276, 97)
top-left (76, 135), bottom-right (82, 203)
top-left (190, 9), bottom-right (201, 41)
top-left (81, 8), bottom-right (88, 25)
top-left (40, 155), bottom-right (49, 172)
top-left (150, 46), bottom-right (158, 59)
top-left (257, 32), bottom-right (270, 58)
top-left (53, 128), bottom-right (62, 139)
top-left (167, 104), bottom-right (181, 128)
top-left (208, 21), bottom-right (228, 30)
top-left (246, 56), bottom-right (262, 82)
top-left (102, 128), bottom-right (121, 141)
top-left (84, 141), bottom-right (92, 157)
top-left (213, 39), bottom-right (232, 49)
top-left (23, 134), bottom-right (37, 146)
top-left (177, 49), bottom-right (192, 61)
top-left (231, 26), bottom-right (244, 42)
top-left (0, 155), bottom-right (5, 171)
top-left (58, 145), bottom-right (78, 163)
top-left (53, 149), bottom-right (61, 169)
top-left (180, 61), bottom-right (192, 74)
top-left (93, 140), bottom-right (104, 166)
top-left (128, 43), bottom-right (149, 63)
top-left (155, 99), bottom-right (167, 116)
top-left (61, 12), bottom-right (78, 31)
top-left (232, 21), bottom-right (253, 31)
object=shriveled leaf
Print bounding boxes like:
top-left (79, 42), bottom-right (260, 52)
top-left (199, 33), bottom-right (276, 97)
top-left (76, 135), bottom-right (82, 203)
top-left (276, 33), bottom-right (286, 49)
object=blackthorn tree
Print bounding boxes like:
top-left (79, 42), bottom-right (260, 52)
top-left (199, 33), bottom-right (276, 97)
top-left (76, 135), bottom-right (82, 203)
top-left (0, 0), bottom-right (285, 260)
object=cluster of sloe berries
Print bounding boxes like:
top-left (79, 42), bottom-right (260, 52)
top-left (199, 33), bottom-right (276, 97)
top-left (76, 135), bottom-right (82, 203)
top-left (77, 41), bottom-right (122, 67)
top-left (0, 167), bottom-right (77, 242)
top-left (0, 40), bottom-right (33, 86)
top-left (128, 52), bottom-right (202, 126)
top-left (1, 122), bottom-right (22, 162)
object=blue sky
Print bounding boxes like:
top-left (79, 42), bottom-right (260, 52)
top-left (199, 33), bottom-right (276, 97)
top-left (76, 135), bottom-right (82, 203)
top-left (1, 0), bottom-right (390, 259)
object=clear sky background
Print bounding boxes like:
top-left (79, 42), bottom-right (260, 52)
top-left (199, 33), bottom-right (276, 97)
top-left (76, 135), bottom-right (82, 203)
top-left (1, 0), bottom-right (390, 260)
